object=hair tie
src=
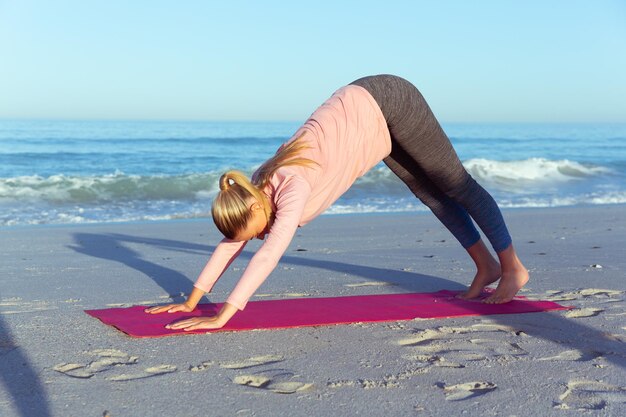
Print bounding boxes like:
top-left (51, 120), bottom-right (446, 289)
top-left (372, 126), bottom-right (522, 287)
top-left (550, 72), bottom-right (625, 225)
top-left (219, 173), bottom-right (234, 191)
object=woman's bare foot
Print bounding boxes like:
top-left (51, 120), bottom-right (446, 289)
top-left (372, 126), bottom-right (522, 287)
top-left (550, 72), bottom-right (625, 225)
top-left (483, 267), bottom-right (529, 304)
top-left (456, 239), bottom-right (501, 300)
top-left (456, 262), bottom-right (501, 300)
top-left (484, 243), bottom-right (529, 304)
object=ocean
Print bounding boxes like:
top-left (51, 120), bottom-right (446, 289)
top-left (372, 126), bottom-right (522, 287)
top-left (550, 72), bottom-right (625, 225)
top-left (1, 120), bottom-right (625, 227)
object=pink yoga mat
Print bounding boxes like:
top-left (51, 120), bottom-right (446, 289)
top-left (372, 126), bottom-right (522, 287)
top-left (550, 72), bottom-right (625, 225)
top-left (85, 290), bottom-right (571, 338)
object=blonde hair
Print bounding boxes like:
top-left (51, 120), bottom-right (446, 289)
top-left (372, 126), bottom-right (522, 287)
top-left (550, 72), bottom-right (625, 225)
top-left (212, 133), bottom-right (318, 239)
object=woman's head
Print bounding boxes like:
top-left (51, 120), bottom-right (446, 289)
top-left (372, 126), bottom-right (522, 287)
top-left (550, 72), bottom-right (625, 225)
top-left (211, 132), bottom-right (318, 240)
top-left (211, 171), bottom-right (269, 240)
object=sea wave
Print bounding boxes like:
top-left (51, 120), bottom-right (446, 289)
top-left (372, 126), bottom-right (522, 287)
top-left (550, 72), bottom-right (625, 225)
top-left (349, 158), bottom-right (612, 196)
top-left (1, 157), bottom-right (624, 226)
top-left (0, 172), bottom-right (220, 204)
top-left (463, 158), bottom-right (611, 185)
top-left (0, 158), bottom-right (615, 205)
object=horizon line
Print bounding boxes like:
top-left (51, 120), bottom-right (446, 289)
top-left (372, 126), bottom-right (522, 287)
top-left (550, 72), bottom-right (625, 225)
top-left (2, 117), bottom-right (626, 125)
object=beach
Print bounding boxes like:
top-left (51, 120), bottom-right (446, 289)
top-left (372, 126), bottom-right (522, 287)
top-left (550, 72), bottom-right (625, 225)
top-left (3, 0), bottom-right (626, 414)
top-left (1, 205), bottom-right (625, 416)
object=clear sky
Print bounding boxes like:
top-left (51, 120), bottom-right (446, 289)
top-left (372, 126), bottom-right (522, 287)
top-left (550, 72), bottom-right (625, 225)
top-left (1, 0), bottom-right (625, 122)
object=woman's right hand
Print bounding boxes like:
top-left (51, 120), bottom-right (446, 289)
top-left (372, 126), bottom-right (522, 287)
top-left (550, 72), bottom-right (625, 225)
top-left (144, 303), bottom-right (194, 314)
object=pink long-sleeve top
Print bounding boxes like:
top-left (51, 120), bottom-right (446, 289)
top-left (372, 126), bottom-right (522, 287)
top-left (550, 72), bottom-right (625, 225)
top-left (194, 85), bottom-right (392, 310)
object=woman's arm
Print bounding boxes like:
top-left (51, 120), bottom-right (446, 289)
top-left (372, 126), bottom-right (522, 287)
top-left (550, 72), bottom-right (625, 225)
top-left (193, 238), bottom-right (248, 292)
top-left (153, 174), bottom-right (311, 330)
top-left (145, 239), bottom-right (247, 315)
top-left (225, 175), bottom-right (311, 310)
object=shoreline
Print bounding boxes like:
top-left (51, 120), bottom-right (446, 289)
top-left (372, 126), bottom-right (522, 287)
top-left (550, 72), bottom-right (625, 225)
top-left (3, 201), bottom-right (625, 231)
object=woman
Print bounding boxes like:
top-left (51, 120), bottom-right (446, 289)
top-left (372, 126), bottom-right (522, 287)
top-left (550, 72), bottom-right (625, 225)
top-left (146, 74), bottom-right (529, 331)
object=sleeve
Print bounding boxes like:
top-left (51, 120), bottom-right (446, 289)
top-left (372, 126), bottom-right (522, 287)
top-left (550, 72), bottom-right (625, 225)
top-left (193, 238), bottom-right (248, 293)
top-left (225, 176), bottom-right (312, 310)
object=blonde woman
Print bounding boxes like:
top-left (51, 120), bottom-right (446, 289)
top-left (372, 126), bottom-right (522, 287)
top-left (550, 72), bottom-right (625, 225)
top-left (146, 75), bottom-right (529, 331)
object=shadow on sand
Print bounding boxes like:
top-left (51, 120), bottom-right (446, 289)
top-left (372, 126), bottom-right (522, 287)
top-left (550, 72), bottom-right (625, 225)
top-left (0, 309), bottom-right (52, 417)
top-left (69, 232), bottom-right (626, 370)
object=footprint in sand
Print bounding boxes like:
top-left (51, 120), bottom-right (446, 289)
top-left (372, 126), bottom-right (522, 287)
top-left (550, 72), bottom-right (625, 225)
top-left (554, 380), bottom-right (626, 410)
top-left (232, 370), bottom-right (313, 394)
top-left (52, 349), bottom-right (176, 381)
top-left (105, 365), bottom-right (177, 381)
top-left (409, 339), bottom-right (526, 360)
top-left (576, 289), bottom-right (622, 297)
top-left (438, 381), bottom-right (497, 401)
top-left (397, 324), bottom-right (526, 363)
top-left (219, 355), bottom-right (284, 370)
top-left (541, 293), bottom-right (579, 302)
top-left (397, 323), bottom-right (518, 346)
top-left (565, 308), bottom-right (604, 318)
top-left (52, 363), bottom-right (95, 379)
top-left (539, 349), bottom-right (603, 362)
top-left (397, 329), bottom-right (442, 346)
top-left (467, 323), bottom-right (518, 333)
top-left (544, 288), bottom-right (623, 302)
top-left (52, 349), bottom-right (139, 378)
top-left (468, 339), bottom-right (527, 357)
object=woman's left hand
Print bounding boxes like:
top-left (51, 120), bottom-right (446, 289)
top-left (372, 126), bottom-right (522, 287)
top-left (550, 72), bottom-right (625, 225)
top-left (165, 315), bottom-right (226, 331)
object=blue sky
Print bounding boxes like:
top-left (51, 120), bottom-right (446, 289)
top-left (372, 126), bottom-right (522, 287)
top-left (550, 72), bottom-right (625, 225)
top-left (1, 0), bottom-right (625, 122)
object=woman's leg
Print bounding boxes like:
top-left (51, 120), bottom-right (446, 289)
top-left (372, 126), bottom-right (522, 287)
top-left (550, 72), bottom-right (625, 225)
top-left (383, 144), bottom-right (482, 249)
top-left (384, 147), bottom-right (502, 298)
top-left (353, 75), bottom-right (528, 302)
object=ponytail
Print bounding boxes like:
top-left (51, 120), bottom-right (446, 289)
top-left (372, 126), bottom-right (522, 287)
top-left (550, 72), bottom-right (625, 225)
top-left (253, 132), bottom-right (319, 188)
top-left (212, 132), bottom-right (318, 239)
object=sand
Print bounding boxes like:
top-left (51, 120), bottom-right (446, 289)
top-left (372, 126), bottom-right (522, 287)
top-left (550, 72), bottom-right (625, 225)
top-left (0, 205), bottom-right (625, 416)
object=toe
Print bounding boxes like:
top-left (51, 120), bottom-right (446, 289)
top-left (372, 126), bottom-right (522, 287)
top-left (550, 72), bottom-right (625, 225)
top-left (483, 295), bottom-right (501, 304)
top-left (484, 294), bottom-right (513, 304)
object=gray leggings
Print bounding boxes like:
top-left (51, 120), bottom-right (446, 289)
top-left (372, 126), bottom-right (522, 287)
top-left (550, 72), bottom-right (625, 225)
top-left (351, 74), bottom-right (512, 252)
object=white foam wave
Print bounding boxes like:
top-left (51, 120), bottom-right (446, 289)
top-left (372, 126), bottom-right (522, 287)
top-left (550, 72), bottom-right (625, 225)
top-left (496, 191), bottom-right (626, 208)
top-left (0, 172), bottom-right (220, 204)
top-left (463, 158), bottom-right (610, 185)
top-left (588, 192), bottom-right (626, 205)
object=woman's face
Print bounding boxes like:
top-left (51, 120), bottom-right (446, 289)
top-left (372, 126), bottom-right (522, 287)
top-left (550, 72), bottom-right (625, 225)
top-left (232, 201), bottom-right (269, 241)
